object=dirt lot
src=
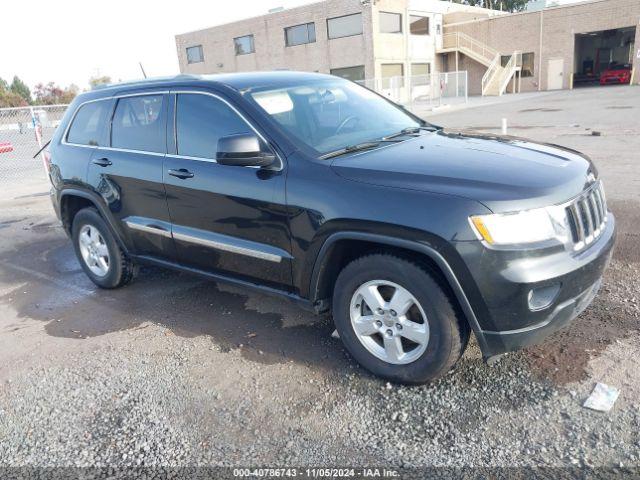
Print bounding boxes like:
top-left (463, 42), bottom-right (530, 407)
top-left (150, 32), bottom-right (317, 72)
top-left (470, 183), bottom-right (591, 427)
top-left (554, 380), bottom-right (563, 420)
top-left (0, 86), bottom-right (638, 473)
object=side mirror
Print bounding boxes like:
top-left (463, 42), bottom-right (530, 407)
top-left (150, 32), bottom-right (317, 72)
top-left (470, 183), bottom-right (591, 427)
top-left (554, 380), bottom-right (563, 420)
top-left (216, 133), bottom-right (276, 168)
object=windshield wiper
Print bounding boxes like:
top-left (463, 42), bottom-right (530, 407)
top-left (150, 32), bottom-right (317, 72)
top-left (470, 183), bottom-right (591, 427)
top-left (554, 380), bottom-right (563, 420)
top-left (319, 140), bottom-right (400, 160)
top-left (383, 125), bottom-right (440, 140)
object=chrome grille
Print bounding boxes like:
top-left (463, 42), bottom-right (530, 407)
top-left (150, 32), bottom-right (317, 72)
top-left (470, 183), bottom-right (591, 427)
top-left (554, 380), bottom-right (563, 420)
top-left (565, 182), bottom-right (607, 251)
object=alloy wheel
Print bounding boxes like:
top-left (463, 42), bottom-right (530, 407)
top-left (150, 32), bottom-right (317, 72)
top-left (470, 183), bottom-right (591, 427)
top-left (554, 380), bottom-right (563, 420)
top-left (349, 280), bottom-right (429, 365)
top-left (78, 224), bottom-right (110, 277)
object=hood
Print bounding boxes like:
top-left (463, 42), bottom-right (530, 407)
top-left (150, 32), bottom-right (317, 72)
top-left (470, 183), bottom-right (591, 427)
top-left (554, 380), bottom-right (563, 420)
top-left (330, 130), bottom-right (597, 212)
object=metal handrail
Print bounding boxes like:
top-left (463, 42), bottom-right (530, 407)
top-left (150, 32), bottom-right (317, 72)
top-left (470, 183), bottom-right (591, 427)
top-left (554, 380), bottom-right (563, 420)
top-left (442, 32), bottom-right (498, 64)
top-left (481, 53), bottom-right (501, 95)
top-left (497, 51), bottom-right (522, 95)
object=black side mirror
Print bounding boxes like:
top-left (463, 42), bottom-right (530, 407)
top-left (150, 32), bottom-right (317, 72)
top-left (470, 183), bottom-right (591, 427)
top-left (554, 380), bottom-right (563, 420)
top-left (216, 133), bottom-right (276, 168)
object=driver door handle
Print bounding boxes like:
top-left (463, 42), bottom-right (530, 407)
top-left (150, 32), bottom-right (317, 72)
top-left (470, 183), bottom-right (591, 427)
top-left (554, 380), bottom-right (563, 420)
top-left (92, 157), bottom-right (112, 167)
top-left (168, 168), bottom-right (194, 179)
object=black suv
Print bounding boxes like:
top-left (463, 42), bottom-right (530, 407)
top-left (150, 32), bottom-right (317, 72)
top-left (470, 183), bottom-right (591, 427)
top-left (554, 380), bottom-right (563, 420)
top-left (47, 72), bottom-right (615, 383)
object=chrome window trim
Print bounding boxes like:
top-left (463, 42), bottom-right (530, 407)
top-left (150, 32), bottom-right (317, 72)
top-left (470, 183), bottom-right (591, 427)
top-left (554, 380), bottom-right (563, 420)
top-left (61, 91), bottom-right (170, 150)
top-left (61, 89), bottom-right (283, 168)
top-left (99, 146), bottom-right (165, 157)
top-left (171, 90), bottom-right (284, 171)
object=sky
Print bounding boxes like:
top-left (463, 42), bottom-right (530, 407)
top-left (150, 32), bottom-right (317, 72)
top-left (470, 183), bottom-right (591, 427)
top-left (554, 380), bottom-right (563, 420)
top-left (0, 0), bottom-right (318, 91)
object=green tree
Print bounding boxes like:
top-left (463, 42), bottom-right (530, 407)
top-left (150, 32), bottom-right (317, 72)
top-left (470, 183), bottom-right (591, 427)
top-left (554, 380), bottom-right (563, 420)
top-left (89, 75), bottom-right (112, 88)
top-left (0, 77), bottom-right (8, 92)
top-left (10, 76), bottom-right (32, 104)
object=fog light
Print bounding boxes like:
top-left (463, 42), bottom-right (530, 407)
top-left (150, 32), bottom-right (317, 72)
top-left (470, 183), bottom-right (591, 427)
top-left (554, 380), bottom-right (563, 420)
top-left (528, 284), bottom-right (561, 311)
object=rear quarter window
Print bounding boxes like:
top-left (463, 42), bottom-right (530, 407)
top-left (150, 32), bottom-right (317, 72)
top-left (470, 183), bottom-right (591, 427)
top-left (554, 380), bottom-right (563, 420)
top-left (66, 100), bottom-right (110, 146)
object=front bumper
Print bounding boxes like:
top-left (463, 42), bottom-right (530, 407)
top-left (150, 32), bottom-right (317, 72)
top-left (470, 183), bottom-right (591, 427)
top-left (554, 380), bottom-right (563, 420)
top-left (456, 213), bottom-right (616, 358)
top-left (600, 76), bottom-right (630, 85)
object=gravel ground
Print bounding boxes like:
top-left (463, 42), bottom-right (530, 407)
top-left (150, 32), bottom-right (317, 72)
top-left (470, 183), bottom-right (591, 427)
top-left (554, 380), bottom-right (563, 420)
top-left (0, 86), bottom-right (638, 475)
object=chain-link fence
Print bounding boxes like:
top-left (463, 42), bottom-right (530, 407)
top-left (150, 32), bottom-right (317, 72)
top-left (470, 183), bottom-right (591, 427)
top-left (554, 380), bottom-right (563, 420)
top-left (357, 71), bottom-right (468, 113)
top-left (0, 105), bottom-right (68, 184)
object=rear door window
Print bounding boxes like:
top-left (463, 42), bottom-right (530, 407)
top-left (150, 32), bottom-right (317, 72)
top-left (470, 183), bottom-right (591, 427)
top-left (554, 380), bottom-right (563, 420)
top-left (111, 95), bottom-right (166, 153)
top-left (175, 93), bottom-right (252, 159)
top-left (66, 100), bottom-right (110, 146)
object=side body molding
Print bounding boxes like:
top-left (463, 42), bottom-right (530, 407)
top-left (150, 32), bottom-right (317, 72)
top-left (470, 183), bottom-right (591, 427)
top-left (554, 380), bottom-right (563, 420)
top-left (123, 216), bottom-right (292, 264)
top-left (309, 232), bottom-right (490, 355)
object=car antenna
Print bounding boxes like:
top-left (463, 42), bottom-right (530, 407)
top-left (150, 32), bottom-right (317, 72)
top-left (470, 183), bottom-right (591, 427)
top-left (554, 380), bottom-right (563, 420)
top-left (139, 62), bottom-right (147, 79)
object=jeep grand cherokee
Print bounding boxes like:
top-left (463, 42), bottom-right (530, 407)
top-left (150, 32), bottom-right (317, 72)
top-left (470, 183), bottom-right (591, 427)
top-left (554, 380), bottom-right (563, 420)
top-left (46, 72), bottom-right (615, 383)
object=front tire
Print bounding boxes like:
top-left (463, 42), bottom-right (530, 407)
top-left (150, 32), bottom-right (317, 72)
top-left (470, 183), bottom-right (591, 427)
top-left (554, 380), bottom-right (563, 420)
top-left (71, 207), bottom-right (136, 289)
top-left (332, 254), bottom-right (469, 384)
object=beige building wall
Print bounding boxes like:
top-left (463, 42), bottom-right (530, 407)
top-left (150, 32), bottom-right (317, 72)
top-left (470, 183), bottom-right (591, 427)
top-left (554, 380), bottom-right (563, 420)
top-left (175, 0), bottom-right (497, 81)
top-left (444, 0), bottom-right (640, 92)
top-left (176, 0), bottom-right (375, 78)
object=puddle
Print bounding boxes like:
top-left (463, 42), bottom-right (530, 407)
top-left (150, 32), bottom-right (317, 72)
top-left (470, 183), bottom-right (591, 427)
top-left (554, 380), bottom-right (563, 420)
top-left (0, 236), bottom-right (346, 372)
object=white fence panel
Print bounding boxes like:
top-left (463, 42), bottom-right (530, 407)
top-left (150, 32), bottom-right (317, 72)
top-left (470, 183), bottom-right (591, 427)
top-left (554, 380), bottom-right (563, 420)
top-left (357, 71), bottom-right (468, 113)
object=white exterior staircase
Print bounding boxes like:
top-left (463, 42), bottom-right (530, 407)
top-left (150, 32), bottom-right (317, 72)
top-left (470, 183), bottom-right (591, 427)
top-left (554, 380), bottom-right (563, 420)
top-left (439, 32), bottom-right (522, 96)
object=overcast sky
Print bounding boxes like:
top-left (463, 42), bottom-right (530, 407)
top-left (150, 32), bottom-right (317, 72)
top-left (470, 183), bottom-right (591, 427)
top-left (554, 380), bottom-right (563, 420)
top-left (0, 0), bottom-right (317, 91)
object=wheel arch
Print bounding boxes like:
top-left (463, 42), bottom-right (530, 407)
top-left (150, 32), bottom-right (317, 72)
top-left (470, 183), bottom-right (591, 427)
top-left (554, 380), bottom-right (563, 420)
top-left (308, 232), bottom-right (489, 353)
top-left (59, 188), bottom-right (130, 254)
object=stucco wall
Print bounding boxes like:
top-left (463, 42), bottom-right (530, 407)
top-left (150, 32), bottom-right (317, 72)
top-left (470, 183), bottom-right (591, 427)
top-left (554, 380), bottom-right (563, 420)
top-left (372, 0), bottom-right (443, 77)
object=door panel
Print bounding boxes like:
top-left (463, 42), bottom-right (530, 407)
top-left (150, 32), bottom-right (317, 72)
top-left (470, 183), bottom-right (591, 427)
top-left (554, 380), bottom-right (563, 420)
top-left (88, 149), bottom-right (174, 257)
top-left (164, 91), bottom-right (292, 289)
top-left (164, 157), bottom-right (291, 288)
top-left (547, 58), bottom-right (564, 90)
top-left (86, 93), bottom-right (174, 259)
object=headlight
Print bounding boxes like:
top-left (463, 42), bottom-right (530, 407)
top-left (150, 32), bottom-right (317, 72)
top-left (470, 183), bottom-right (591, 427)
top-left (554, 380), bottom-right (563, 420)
top-left (470, 206), bottom-right (570, 247)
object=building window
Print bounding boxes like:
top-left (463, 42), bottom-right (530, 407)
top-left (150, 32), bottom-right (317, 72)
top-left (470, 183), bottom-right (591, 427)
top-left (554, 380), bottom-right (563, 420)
top-left (521, 52), bottom-right (535, 77)
top-left (234, 35), bottom-right (255, 55)
top-left (327, 13), bottom-right (363, 39)
top-left (186, 45), bottom-right (204, 64)
top-left (379, 12), bottom-right (402, 34)
top-left (330, 65), bottom-right (366, 82)
top-left (285, 22), bottom-right (316, 46)
top-left (381, 63), bottom-right (404, 88)
top-left (501, 52), bottom-right (535, 77)
top-left (412, 63), bottom-right (431, 76)
top-left (410, 15), bottom-right (429, 35)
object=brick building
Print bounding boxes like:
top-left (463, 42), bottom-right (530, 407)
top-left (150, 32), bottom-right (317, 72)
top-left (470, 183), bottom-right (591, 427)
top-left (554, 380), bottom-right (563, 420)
top-left (442, 0), bottom-right (640, 94)
top-left (175, 0), bottom-right (640, 95)
top-left (175, 0), bottom-right (499, 84)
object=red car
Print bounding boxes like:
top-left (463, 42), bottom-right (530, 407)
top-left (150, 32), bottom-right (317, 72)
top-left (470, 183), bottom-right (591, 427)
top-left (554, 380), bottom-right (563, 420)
top-left (0, 141), bottom-right (13, 154)
top-left (600, 63), bottom-right (632, 85)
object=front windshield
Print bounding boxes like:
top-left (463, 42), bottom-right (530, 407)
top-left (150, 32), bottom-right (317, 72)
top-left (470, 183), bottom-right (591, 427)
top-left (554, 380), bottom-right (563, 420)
top-left (248, 79), bottom-right (421, 155)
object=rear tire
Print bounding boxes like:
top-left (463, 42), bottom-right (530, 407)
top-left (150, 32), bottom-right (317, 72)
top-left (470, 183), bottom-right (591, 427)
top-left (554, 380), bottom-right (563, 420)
top-left (332, 254), bottom-right (469, 384)
top-left (71, 207), bottom-right (136, 289)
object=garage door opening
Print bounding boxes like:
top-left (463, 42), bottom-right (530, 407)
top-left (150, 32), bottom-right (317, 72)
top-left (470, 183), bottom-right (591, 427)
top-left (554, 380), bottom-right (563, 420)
top-left (573, 27), bottom-right (636, 87)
